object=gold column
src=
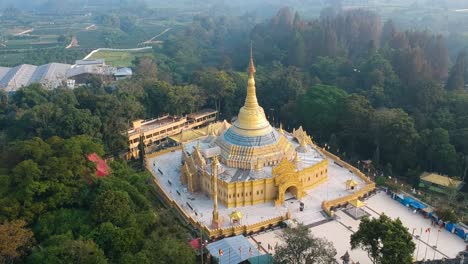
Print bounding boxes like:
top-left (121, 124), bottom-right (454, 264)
top-left (211, 156), bottom-right (220, 228)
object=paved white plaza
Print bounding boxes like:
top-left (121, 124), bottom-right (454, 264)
top-left (250, 192), bottom-right (467, 263)
top-left (148, 139), bottom-right (366, 229)
top-left (148, 139), bottom-right (465, 263)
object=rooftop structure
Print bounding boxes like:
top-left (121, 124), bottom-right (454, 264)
top-left (0, 59), bottom-right (131, 92)
top-left (0, 63), bottom-right (71, 92)
top-left (419, 172), bottom-right (464, 193)
top-left (114, 67), bottom-right (133, 80)
top-left (125, 109), bottom-right (217, 159)
top-left (206, 235), bottom-right (261, 263)
top-left (75, 59), bottom-right (106, 66)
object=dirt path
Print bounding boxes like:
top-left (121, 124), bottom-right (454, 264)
top-left (14, 28), bottom-right (34, 36)
top-left (66, 36), bottom-right (79, 49)
top-left (85, 24), bottom-right (96, 31)
top-left (140, 27), bottom-right (171, 45)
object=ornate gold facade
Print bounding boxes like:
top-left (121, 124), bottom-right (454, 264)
top-left (180, 47), bottom-right (329, 208)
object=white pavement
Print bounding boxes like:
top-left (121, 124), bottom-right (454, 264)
top-left (250, 192), bottom-right (467, 264)
top-left (363, 191), bottom-right (466, 261)
top-left (148, 139), bottom-right (366, 229)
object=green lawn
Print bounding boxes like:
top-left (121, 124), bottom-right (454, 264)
top-left (88, 49), bottom-right (153, 67)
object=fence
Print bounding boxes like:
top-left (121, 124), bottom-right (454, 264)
top-left (314, 144), bottom-right (376, 216)
top-left (147, 155), bottom-right (289, 239)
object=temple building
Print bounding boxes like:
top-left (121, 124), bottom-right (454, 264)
top-left (147, 47), bottom-right (375, 237)
top-left (180, 48), bottom-right (329, 213)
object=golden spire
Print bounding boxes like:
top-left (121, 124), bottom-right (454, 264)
top-left (227, 43), bottom-right (273, 137)
top-left (244, 42), bottom-right (259, 109)
top-left (248, 43), bottom-right (256, 74)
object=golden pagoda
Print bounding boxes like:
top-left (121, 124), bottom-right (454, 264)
top-left (215, 46), bottom-right (296, 169)
top-left (180, 46), bottom-right (329, 208)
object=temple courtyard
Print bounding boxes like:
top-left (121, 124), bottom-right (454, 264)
top-left (250, 191), bottom-right (467, 263)
top-left (148, 139), bottom-right (367, 229)
top-left (149, 140), bottom-right (466, 263)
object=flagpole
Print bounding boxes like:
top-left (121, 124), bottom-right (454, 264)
top-left (200, 224), bottom-right (203, 264)
top-left (416, 228), bottom-right (422, 260)
top-left (424, 229), bottom-right (431, 260)
top-left (433, 229), bottom-right (440, 260)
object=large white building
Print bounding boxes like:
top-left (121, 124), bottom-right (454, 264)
top-left (0, 63), bottom-right (71, 92)
top-left (0, 59), bottom-right (132, 92)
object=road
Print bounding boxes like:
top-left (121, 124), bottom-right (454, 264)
top-left (65, 36), bottom-right (79, 49)
top-left (140, 27), bottom-right (171, 45)
top-left (14, 28), bottom-right (34, 36)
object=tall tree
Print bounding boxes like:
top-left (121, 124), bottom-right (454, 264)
top-left (0, 220), bottom-right (35, 263)
top-left (296, 84), bottom-right (348, 141)
top-left (446, 50), bottom-right (467, 91)
top-left (134, 57), bottom-right (158, 80)
top-left (338, 95), bottom-right (374, 158)
top-left (193, 70), bottom-right (236, 117)
top-left (28, 237), bottom-right (107, 264)
top-left (370, 109), bottom-right (419, 174)
top-left (350, 214), bottom-right (415, 264)
top-left (274, 224), bottom-right (337, 264)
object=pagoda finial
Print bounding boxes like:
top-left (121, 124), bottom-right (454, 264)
top-left (248, 41), bottom-right (256, 75)
top-left (244, 42), bottom-right (259, 108)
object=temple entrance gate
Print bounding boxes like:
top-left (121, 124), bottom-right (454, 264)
top-left (273, 158), bottom-right (305, 206)
top-left (285, 185), bottom-right (299, 199)
top-left (275, 181), bottom-right (304, 206)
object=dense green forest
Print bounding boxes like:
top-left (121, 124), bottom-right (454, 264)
top-left (1, 4), bottom-right (468, 263)
top-left (0, 79), bottom-right (196, 263)
top-left (154, 7), bottom-right (468, 184)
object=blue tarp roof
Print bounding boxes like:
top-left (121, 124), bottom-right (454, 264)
top-left (206, 235), bottom-right (261, 264)
top-left (409, 200), bottom-right (426, 209)
top-left (401, 196), bottom-right (427, 209)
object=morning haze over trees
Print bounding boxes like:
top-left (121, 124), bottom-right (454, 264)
top-left (1, 0), bottom-right (468, 263)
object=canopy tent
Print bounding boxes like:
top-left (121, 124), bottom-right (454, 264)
top-left (454, 226), bottom-right (467, 241)
top-left (400, 196), bottom-right (427, 209)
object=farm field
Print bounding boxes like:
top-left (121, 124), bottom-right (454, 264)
top-left (0, 8), bottom-right (187, 66)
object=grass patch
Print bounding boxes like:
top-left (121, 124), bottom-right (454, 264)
top-left (89, 49), bottom-right (153, 67)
